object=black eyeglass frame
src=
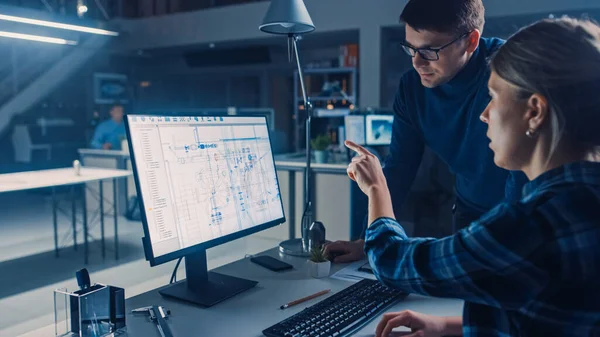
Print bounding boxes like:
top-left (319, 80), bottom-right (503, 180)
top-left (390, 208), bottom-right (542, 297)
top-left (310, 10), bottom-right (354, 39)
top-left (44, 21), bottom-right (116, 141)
top-left (400, 31), bottom-right (472, 61)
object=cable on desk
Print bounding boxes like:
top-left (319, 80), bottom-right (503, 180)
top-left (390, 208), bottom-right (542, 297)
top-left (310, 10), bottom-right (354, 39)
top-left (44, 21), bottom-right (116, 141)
top-left (170, 257), bottom-right (183, 284)
top-left (300, 200), bottom-right (309, 236)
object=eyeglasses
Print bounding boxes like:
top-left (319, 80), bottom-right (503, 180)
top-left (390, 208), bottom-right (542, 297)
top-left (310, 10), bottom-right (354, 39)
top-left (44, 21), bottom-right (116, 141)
top-left (400, 32), bottom-right (471, 61)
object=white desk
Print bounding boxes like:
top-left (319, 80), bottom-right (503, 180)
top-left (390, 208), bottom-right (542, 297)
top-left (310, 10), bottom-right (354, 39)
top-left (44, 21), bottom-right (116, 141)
top-left (23, 247), bottom-right (463, 337)
top-left (123, 248), bottom-right (462, 336)
top-left (77, 148), bottom-right (130, 158)
top-left (0, 168), bottom-right (131, 264)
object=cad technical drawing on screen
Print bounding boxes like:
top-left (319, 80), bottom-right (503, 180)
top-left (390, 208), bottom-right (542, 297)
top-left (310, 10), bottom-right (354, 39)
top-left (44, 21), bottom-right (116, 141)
top-left (127, 115), bottom-right (284, 259)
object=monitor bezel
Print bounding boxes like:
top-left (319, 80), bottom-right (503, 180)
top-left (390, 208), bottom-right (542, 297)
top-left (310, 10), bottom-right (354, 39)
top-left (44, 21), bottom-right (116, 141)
top-left (125, 113), bottom-right (286, 267)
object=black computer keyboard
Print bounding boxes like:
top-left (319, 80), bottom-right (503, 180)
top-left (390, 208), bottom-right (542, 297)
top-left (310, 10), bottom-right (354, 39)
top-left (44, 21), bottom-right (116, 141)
top-left (263, 279), bottom-right (407, 337)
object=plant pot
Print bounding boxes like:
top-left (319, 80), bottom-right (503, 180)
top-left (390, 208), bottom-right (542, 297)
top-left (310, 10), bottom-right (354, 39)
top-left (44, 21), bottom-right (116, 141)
top-left (314, 150), bottom-right (328, 164)
top-left (309, 260), bottom-right (331, 278)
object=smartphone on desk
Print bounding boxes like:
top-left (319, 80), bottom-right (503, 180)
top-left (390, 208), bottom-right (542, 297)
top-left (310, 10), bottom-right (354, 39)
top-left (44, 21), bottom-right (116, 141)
top-left (250, 256), bottom-right (293, 272)
top-left (358, 262), bottom-right (374, 274)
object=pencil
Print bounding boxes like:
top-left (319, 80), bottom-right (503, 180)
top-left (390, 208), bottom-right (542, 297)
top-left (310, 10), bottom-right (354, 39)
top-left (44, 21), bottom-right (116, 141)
top-left (280, 289), bottom-right (331, 309)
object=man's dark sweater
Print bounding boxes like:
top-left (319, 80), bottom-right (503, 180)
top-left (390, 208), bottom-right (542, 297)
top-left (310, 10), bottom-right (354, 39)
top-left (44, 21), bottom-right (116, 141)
top-left (384, 37), bottom-right (526, 217)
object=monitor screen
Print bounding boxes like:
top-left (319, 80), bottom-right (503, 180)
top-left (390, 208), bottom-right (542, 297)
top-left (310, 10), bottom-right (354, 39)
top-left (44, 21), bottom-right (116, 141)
top-left (126, 115), bottom-right (285, 263)
top-left (365, 115), bottom-right (394, 146)
top-left (344, 115), bottom-right (366, 145)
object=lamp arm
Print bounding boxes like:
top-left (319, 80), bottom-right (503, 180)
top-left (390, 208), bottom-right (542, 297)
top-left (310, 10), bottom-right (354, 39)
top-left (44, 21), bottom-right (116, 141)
top-left (292, 35), bottom-right (313, 247)
top-left (292, 35), bottom-right (310, 109)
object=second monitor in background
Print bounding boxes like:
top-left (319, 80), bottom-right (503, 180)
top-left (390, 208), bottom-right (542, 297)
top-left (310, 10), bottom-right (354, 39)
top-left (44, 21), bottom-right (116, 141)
top-left (344, 115), bottom-right (367, 145)
top-left (344, 114), bottom-right (394, 146)
top-left (365, 115), bottom-right (394, 146)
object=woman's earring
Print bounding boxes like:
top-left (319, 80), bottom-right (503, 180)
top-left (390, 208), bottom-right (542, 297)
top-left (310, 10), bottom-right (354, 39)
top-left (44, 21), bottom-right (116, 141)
top-left (526, 129), bottom-right (536, 138)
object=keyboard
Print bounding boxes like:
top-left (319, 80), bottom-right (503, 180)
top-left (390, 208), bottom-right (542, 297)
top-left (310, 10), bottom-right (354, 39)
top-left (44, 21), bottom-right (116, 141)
top-left (263, 279), bottom-right (407, 337)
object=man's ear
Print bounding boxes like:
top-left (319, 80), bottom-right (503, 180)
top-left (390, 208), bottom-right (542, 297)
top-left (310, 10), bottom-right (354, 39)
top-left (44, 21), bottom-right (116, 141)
top-left (466, 30), bottom-right (481, 53)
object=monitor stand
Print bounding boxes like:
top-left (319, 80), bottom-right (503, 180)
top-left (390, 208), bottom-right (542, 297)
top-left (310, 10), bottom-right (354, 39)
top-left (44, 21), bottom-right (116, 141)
top-left (158, 250), bottom-right (257, 307)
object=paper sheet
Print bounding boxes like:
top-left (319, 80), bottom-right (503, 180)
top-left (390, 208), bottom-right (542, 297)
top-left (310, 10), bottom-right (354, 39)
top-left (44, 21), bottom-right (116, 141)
top-left (329, 260), bottom-right (377, 282)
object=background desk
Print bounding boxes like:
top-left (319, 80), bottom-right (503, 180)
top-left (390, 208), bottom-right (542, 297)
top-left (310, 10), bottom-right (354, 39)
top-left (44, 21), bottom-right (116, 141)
top-left (0, 167), bottom-right (131, 264)
top-left (78, 148), bottom-right (134, 216)
top-left (273, 153), bottom-right (356, 244)
top-left (122, 247), bottom-right (463, 336)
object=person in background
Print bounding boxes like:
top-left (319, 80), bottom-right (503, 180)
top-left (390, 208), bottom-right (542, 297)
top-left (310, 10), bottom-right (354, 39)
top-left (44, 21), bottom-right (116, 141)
top-left (90, 104), bottom-right (125, 150)
top-left (347, 17), bottom-right (600, 337)
top-left (325, 0), bottom-right (528, 263)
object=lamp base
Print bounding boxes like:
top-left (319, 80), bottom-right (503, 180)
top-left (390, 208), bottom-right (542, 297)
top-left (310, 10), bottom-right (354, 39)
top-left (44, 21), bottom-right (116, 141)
top-left (279, 238), bottom-right (311, 257)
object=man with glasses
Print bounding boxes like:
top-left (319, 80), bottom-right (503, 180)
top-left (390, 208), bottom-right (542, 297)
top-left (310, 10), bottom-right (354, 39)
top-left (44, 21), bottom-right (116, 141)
top-left (326, 0), bottom-right (527, 263)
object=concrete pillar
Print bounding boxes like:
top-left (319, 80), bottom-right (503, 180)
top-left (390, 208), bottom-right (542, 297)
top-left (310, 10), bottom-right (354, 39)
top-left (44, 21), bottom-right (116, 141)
top-left (359, 25), bottom-right (382, 107)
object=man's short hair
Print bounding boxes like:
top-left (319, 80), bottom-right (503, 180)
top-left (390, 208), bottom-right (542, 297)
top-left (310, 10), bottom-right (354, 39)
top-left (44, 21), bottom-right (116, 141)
top-left (400, 0), bottom-right (485, 35)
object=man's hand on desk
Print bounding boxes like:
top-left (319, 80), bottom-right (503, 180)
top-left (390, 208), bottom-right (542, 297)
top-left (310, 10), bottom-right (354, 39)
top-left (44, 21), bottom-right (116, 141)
top-left (102, 143), bottom-right (113, 150)
top-left (324, 239), bottom-right (365, 263)
top-left (375, 311), bottom-right (462, 337)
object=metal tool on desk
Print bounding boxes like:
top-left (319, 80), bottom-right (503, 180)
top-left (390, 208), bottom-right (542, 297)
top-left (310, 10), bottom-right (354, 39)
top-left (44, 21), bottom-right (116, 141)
top-left (132, 305), bottom-right (173, 337)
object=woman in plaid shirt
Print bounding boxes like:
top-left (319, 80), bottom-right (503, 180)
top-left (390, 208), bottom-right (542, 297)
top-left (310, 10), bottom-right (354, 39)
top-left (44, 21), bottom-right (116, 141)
top-left (345, 18), bottom-right (600, 337)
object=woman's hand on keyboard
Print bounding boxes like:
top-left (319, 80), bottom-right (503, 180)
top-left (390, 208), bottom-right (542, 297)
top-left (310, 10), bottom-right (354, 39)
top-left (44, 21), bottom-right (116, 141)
top-left (375, 310), bottom-right (453, 337)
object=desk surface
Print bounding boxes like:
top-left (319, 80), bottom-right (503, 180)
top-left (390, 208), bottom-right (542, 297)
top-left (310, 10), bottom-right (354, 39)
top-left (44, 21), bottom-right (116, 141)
top-left (78, 148), bottom-right (130, 157)
top-left (0, 167), bottom-right (132, 193)
top-left (274, 153), bottom-right (348, 174)
top-left (123, 248), bottom-right (463, 336)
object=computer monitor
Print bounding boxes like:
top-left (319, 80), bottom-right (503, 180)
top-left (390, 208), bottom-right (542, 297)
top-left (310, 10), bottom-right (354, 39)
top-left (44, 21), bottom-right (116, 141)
top-left (344, 115), bottom-right (366, 145)
top-left (365, 115), bottom-right (394, 146)
top-left (125, 114), bottom-right (285, 307)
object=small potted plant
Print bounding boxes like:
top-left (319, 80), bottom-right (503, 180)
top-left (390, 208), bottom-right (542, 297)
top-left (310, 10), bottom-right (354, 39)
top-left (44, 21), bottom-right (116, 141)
top-left (308, 245), bottom-right (331, 278)
top-left (311, 134), bottom-right (330, 164)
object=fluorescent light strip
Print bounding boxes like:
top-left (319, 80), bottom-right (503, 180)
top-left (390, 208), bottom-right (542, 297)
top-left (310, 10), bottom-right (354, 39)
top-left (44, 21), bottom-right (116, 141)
top-left (0, 13), bottom-right (119, 36)
top-left (0, 30), bottom-right (77, 45)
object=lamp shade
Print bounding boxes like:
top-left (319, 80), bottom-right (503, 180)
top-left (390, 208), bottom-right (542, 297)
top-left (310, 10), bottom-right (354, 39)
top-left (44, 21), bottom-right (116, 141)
top-left (259, 0), bottom-right (315, 35)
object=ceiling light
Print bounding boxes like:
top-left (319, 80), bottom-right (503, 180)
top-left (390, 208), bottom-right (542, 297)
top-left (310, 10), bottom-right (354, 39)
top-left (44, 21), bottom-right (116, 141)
top-left (0, 30), bottom-right (77, 45)
top-left (0, 14), bottom-right (119, 36)
top-left (77, 0), bottom-right (88, 18)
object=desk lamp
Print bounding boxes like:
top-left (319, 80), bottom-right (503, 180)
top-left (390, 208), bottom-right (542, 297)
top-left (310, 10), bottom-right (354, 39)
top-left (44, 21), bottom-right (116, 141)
top-left (260, 0), bottom-right (315, 257)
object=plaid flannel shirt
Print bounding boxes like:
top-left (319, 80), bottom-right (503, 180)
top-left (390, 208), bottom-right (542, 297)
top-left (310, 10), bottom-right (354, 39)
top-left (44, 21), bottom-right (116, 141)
top-left (365, 161), bottom-right (600, 336)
